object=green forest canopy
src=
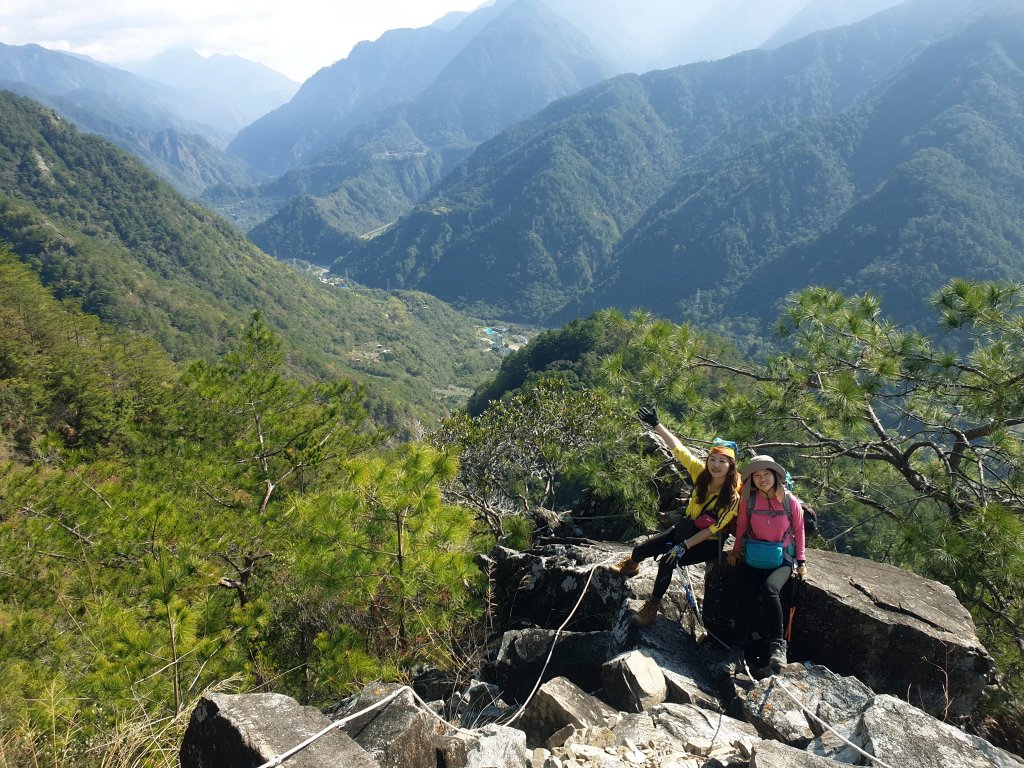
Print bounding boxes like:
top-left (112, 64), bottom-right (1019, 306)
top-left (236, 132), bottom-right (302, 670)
top-left (1, 266), bottom-right (1022, 765)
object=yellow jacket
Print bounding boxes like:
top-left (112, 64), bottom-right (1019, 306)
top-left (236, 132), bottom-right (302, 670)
top-left (673, 444), bottom-right (739, 537)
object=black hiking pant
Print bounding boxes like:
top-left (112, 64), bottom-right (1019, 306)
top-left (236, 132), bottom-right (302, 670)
top-left (733, 562), bottom-right (792, 646)
top-left (631, 522), bottom-right (720, 601)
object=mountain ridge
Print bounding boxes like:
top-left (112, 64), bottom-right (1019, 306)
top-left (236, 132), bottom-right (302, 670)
top-left (0, 90), bottom-right (497, 419)
top-left (0, 42), bottom-right (265, 196)
top-left (601, 4), bottom-right (1024, 327)
top-left (330, 0), bottom-right (981, 323)
top-left (216, 0), bottom-right (912, 266)
top-left (234, 0), bottom-right (615, 262)
top-left (124, 47), bottom-right (299, 127)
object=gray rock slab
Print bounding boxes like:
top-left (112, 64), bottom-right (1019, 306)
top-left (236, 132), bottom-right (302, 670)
top-left (856, 695), bottom-right (1024, 768)
top-left (456, 724), bottom-right (531, 768)
top-left (517, 676), bottom-right (617, 748)
top-left (650, 702), bottom-right (760, 756)
top-left (337, 683), bottom-right (436, 768)
top-left (750, 739), bottom-right (848, 767)
top-left (601, 650), bottom-right (667, 712)
top-left (741, 664), bottom-right (874, 747)
top-left (179, 692), bottom-right (378, 768)
top-left (704, 550), bottom-right (994, 718)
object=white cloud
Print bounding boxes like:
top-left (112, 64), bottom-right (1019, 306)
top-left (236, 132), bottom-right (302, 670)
top-left (0, 0), bottom-right (485, 81)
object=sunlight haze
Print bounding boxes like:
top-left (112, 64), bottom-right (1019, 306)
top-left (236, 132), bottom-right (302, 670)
top-left (0, 0), bottom-right (488, 81)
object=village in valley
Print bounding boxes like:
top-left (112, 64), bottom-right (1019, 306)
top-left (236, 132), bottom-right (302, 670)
top-left (478, 325), bottom-right (529, 357)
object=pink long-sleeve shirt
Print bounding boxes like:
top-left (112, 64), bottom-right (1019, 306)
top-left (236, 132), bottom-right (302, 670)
top-left (732, 491), bottom-right (806, 563)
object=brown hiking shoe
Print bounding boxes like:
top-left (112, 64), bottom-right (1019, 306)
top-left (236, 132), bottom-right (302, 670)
top-left (611, 555), bottom-right (639, 576)
top-left (632, 598), bottom-right (660, 627)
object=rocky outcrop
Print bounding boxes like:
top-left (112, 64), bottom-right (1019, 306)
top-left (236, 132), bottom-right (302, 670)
top-left (738, 665), bottom-right (1024, 768)
top-left (703, 549), bottom-right (995, 718)
top-left (481, 544), bottom-right (631, 632)
top-left (179, 692), bottom-right (378, 768)
top-left (180, 539), bottom-right (1021, 768)
top-left (485, 627), bottom-right (616, 703)
top-left (601, 650), bottom-right (668, 713)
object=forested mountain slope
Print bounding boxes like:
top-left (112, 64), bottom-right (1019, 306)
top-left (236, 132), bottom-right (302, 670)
top-left (599, 7), bottom-right (1024, 326)
top-left (0, 43), bottom-right (260, 196)
top-left (226, 0), bottom-right (614, 261)
top-left (215, 0), bottom-right (916, 268)
top-left (226, 2), bottom-right (513, 176)
top-left (0, 91), bottom-right (494, 419)
top-left (333, 0), bottom-right (975, 323)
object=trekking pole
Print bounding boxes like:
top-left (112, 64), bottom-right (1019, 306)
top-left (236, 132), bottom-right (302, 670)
top-left (678, 564), bottom-right (708, 641)
top-left (785, 575), bottom-right (804, 642)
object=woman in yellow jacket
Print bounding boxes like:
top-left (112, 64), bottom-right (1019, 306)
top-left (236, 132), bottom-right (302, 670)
top-left (613, 406), bottom-right (741, 626)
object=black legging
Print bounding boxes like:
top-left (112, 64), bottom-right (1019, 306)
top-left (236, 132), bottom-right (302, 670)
top-left (631, 524), bottom-right (721, 601)
top-left (733, 562), bottom-right (792, 645)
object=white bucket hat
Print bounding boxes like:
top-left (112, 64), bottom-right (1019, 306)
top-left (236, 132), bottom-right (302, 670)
top-left (741, 454), bottom-right (787, 484)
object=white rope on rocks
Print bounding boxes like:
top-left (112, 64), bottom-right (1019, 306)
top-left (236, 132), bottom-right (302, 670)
top-left (256, 550), bottom-right (897, 768)
top-left (255, 683), bottom-right (478, 768)
top-left (255, 685), bottom-right (408, 768)
top-left (501, 551), bottom-right (620, 727)
top-left (256, 548), bottom-right (618, 765)
top-left (766, 675), bottom-right (898, 768)
top-left (677, 563), bottom-right (897, 768)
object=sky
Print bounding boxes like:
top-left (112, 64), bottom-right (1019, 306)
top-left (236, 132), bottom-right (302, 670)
top-left (0, 0), bottom-right (487, 82)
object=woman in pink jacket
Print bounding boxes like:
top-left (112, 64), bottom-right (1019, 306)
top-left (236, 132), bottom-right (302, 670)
top-left (725, 455), bottom-right (807, 673)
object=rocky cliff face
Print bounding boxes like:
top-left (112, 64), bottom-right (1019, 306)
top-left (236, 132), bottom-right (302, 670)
top-left (180, 540), bottom-right (1022, 768)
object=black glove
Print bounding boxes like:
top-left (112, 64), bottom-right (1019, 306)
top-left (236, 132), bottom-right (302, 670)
top-left (663, 542), bottom-right (687, 565)
top-left (636, 405), bottom-right (660, 428)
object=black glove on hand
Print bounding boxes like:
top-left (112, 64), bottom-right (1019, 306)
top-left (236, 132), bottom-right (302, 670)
top-left (636, 405), bottom-right (659, 428)
top-left (663, 542), bottom-right (687, 565)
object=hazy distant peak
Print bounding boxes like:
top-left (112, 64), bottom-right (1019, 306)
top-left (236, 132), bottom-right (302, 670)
top-left (431, 11), bottom-right (473, 30)
top-left (127, 48), bottom-right (297, 87)
top-left (123, 47), bottom-right (204, 78)
top-left (761, 0), bottom-right (906, 49)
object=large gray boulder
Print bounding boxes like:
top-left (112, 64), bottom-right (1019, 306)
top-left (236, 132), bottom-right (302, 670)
top-left (854, 695), bottom-right (1024, 768)
top-left (484, 544), bottom-right (632, 632)
top-left (515, 675), bottom-right (616, 748)
top-left (601, 650), bottom-right (667, 712)
top-left (435, 724), bottom-right (529, 768)
top-left (179, 692), bottom-right (378, 768)
top-left (703, 549), bottom-right (994, 717)
top-left (484, 627), bottom-right (615, 703)
top-left (646, 702), bottom-right (761, 754)
top-left (739, 664), bottom-right (874, 747)
top-left (740, 664), bottom-right (1023, 768)
top-left (332, 683), bottom-right (436, 768)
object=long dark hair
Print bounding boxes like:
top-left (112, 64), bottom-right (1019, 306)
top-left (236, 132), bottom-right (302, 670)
top-left (694, 455), bottom-right (739, 513)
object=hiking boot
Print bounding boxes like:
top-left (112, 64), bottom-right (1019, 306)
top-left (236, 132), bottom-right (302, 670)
top-left (768, 640), bottom-right (788, 671)
top-left (713, 646), bottom-right (746, 678)
top-left (632, 597), bottom-right (660, 626)
top-left (611, 555), bottom-right (640, 576)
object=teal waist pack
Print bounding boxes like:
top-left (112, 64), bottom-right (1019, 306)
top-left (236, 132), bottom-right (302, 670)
top-left (744, 539), bottom-right (785, 569)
